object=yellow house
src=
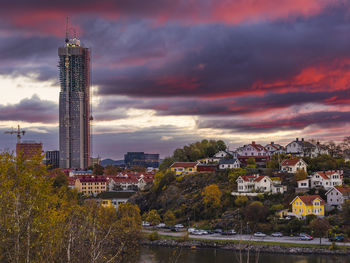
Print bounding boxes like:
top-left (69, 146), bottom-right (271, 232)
top-left (290, 195), bottom-right (325, 218)
top-left (170, 162), bottom-right (198, 175)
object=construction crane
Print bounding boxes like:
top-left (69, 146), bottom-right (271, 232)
top-left (5, 125), bottom-right (26, 144)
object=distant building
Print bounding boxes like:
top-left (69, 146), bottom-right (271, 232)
top-left (310, 170), bottom-right (343, 190)
top-left (218, 159), bottom-right (240, 170)
top-left (236, 175), bottom-right (286, 194)
top-left (197, 164), bottom-right (217, 173)
top-left (124, 152), bottom-right (160, 168)
top-left (16, 141), bottom-right (43, 160)
top-left (264, 142), bottom-right (285, 155)
top-left (90, 157), bottom-right (101, 167)
top-left (74, 176), bottom-right (107, 196)
top-left (98, 191), bottom-right (135, 210)
top-left (44, 150), bottom-right (59, 169)
top-left (58, 35), bottom-right (91, 169)
top-left (237, 141), bottom-right (270, 165)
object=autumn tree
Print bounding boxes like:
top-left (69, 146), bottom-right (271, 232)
top-left (310, 218), bottom-right (330, 245)
top-left (163, 210), bottom-right (176, 226)
top-left (145, 210), bottom-right (161, 225)
top-left (243, 201), bottom-right (267, 227)
top-left (246, 157), bottom-right (256, 168)
top-left (104, 164), bottom-right (120, 175)
top-left (93, 164), bottom-right (104, 175)
top-left (295, 169), bottom-right (308, 181)
top-left (202, 184), bottom-right (222, 209)
top-left (234, 196), bottom-right (249, 207)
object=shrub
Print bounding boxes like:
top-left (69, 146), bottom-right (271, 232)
top-left (148, 231), bottom-right (159, 241)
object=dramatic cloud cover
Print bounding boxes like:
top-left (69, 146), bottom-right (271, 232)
top-left (0, 0), bottom-right (350, 158)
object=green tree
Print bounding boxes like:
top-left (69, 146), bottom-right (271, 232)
top-left (247, 157), bottom-right (256, 168)
top-left (217, 140), bottom-right (227, 151)
top-left (228, 168), bottom-right (248, 182)
top-left (163, 210), bottom-right (176, 226)
top-left (310, 218), bottom-right (330, 245)
top-left (243, 201), bottom-right (267, 226)
top-left (341, 200), bottom-right (350, 226)
top-left (159, 157), bottom-right (175, 171)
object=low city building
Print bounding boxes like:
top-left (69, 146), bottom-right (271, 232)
top-left (280, 158), bottom-right (307, 174)
top-left (98, 191), bottom-right (135, 210)
top-left (237, 142), bottom-right (270, 165)
top-left (170, 162), bottom-right (198, 175)
top-left (290, 195), bottom-right (325, 218)
top-left (74, 176), bottom-right (107, 196)
top-left (196, 164), bottom-right (217, 173)
top-left (107, 173), bottom-right (155, 191)
top-left (326, 186), bottom-right (350, 210)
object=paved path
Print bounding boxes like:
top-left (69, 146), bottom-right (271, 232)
top-left (143, 229), bottom-right (350, 247)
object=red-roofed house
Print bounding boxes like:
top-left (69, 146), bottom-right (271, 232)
top-left (265, 142), bottom-right (285, 155)
top-left (237, 141), bottom-right (270, 165)
top-left (280, 158), bottom-right (307, 173)
top-left (107, 172), bottom-right (155, 191)
top-left (310, 171), bottom-right (343, 190)
top-left (326, 186), bottom-right (350, 209)
top-left (236, 175), bottom-right (285, 194)
top-left (170, 162), bottom-right (198, 175)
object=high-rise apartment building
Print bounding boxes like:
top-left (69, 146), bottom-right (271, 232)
top-left (58, 35), bottom-right (91, 169)
top-left (45, 150), bottom-right (60, 169)
top-left (124, 152), bottom-right (160, 168)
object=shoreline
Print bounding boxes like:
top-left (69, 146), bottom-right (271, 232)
top-left (142, 237), bottom-right (350, 256)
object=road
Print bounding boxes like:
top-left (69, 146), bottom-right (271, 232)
top-left (143, 229), bottom-right (350, 247)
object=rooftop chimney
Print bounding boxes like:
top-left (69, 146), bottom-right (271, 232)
top-left (252, 141), bottom-right (256, 145)
top-left (302, 138), bottom-right (304, 142)
top-left (271, 142), bottom-right (274, 144)
top-left (296, 138), bottom-right (299, 141)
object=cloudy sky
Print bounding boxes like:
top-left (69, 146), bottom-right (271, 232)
top-left (0, 0), bottom-right (350, 159)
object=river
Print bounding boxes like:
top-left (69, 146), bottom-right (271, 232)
top-left (138, 246), bottom-right (350, 263)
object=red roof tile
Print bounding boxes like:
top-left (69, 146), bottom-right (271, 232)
top-left (298, 195), bottom-right (325, 205)
top-left (281, 158), bottom-right (303, 166)
top-left (334, 186), bottom-right (350, 195)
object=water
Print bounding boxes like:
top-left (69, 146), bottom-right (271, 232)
top-left (138, 246), bottom-right (350, 263)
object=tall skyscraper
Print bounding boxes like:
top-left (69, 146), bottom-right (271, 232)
top-left (58, 34), bottom-right (90, 169)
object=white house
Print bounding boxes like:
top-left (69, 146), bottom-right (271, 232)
top-left (265, 142), bottom-right (285, 155)
top-left (238, 142), bottom-right (269, 157)
top-left (297, 178), bottom-right (309, 189)
top-left (280, 158), bottom-right (307, 174)
top-left (98, 191), bottom-right (135, 210)
top-left (285, 138), bottom-right (327, 157)
top-left (218, 158), bottom-right (240, 169)
top-left (310, 171), bottom-right (343, 190)
top-left (326, 186), bottom-right (350, 210)
top-left (236, 175), bottom-right (285, 194)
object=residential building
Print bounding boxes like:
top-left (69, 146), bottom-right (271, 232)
top-left (107, 172), bottom-right (155, 191)
top-left (280, 158), bottom-right (307, 173)
top-left (285, 138), bottom-right (327, 157)
top-left (236, 175), bottom-right (286, 194)
top-left (326, 186), bottom-right (350, 210)
top-left (297, 178), bottom-right (309, 189)
top-left (170, 162), bottom-right (198, 175)
top-left (98, 191), bottom-right (135, 210)
top-left (45, 150), bottom-right (60, 169)
top-left (310, 171), bottom-right (343, 190)
top-left (59, 35), bottom-right (91, 169)
top-left (74, 176), bottom-right (107, 195)
top-left (264, 142), bottom-right (285, 155)
top-left (69, 170), bottom-right (93, 177)
top-left (124, 152), bottom-right (160, 168)
top-left (290, 195), bottom-right (325, 218)
top-left (16, 141), bottom-right (43, 160)
top-left (237, 141), bottom-right (270, 165)
top-left (218, 159), bottom-right (240, 170)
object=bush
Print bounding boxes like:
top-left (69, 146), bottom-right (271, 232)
top-left (148, 231), bottom-right (159, 241)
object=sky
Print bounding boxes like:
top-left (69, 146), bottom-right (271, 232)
top-left (0, 0), bottom-right (350, 159)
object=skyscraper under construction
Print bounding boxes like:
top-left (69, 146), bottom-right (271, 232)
top-left (58, 34), bottom-right (91, 169)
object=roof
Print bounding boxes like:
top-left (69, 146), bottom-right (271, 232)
top-left (219, 159), bottom-right (239, 164)
top-left (77, 176), bottom-right (107, 183)
top-left (333, 186), bottom-right (350, 196)
top-left (170, 162), bottom-right (198, 168)
top-left (249, 142), bottom-right (267, 152)
top-left (281, 158), bottom-right (303, 166)
top-left (97, 191), bottom-right (135, 199)
top-left (238, 175), bottom-right (267, 182)
top-left (313, 171), bottom-right (340, 180)
top-left (292, 195), bottom-right (325, 205)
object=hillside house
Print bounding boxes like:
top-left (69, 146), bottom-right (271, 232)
top-left (280, 158), bottom-right (307, 174)
top-left (291, 195), bottom-right (325, 218)
top-left (326, 186), bottom-right (350, 210)
top-left (170, 162), bottom-right (198, 175)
